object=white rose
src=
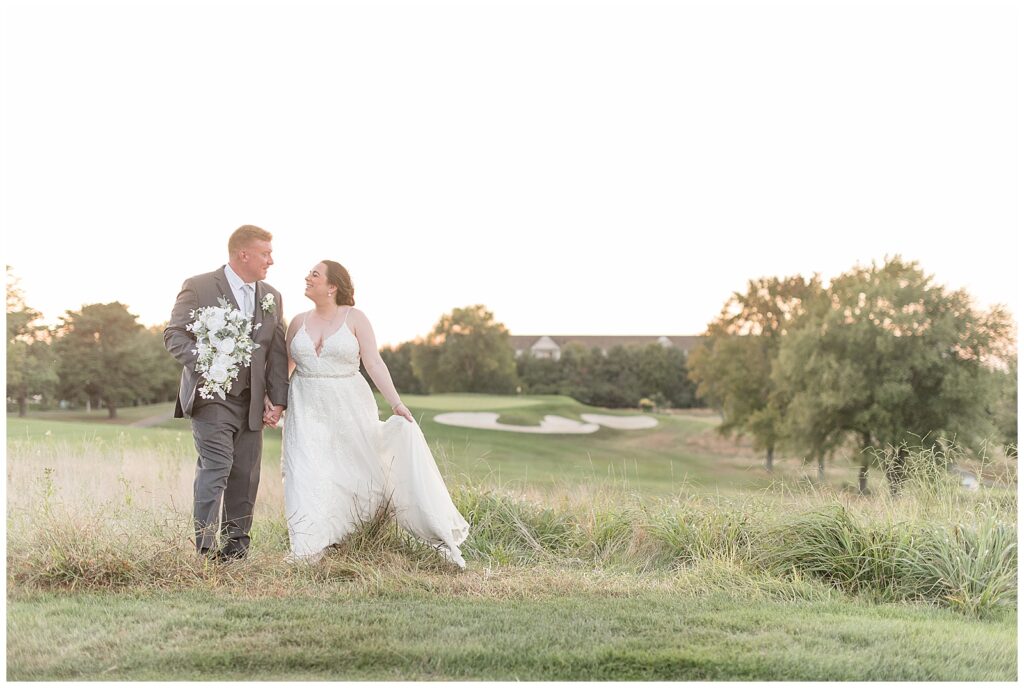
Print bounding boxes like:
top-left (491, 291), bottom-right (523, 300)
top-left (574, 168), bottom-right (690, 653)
top-left (214, 353), bottom-right (234, 369)
top-left (206, 311), bottom-right (226, 332)
top-left (208, 364), bottom-right (229, 383)
top-left (216, 337), bottom-right (236, 354)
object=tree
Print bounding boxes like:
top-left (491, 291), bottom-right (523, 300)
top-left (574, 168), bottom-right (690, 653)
top-left (517, 342), bottom-right (697, 409)
top-left (773, 257), bottom-right (1013, 494)
top-left (580, 345), bottom-right (642, 407)
top-left (635, 344), bottom-right (697, 409)
top-left (378, 340), bottom-right (427, 395)
top-left (554, 343), bottom-right (601, 401)
top-left (990, 352), bottom-right (1017, 448)
top-left (134, 325), bottom-right (184, 404)
top-left (54, 302), bottom-right (150, 418)
top-left (688, 275), bottom-right (825, 472)
top-left (516, 352), bottom-right (564, 394)
top-left (411, 305), bottom-right (519, 394)
top-left (6, 267), bottom-right (58, 415)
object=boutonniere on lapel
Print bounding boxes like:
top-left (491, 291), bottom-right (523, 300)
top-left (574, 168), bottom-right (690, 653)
top-left (261, 294), bottom-right (276, 314)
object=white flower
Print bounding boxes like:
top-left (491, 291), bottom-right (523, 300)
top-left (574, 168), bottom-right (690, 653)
top-left (208, 364), bottom-right (229, 384)
top-left (189, 298), bottom-right (260, 401)
top-left (206, 311), bottom-right (226, 332)
top-left (261, 294), bottom-right (276, 312)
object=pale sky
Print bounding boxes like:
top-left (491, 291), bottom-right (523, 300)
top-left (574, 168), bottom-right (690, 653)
top-left (1, 0), bottom-right (1018, 347)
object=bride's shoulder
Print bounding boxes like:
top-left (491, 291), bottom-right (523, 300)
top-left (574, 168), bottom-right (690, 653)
top-left (345, 307), bottom-right (373, 331)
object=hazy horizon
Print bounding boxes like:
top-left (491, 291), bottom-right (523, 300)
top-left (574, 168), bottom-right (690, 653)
top-left (7, 250), bottom-right (1015, 345)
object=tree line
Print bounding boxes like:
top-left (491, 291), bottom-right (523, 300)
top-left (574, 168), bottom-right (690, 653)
top-left (371, 304), bottom-right (697, 409)
top-left (7, 268), bottom-right (180, 418)
top-left (8, 274), bottom-right (697, 417)
top-left (8, 256), bottom-right (1017, 481)
top-left (687, 256), bottom-right (1017, 494)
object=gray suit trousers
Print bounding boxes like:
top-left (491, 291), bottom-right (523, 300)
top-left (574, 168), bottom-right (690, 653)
top-left (190, 390), bottom-right (262, 554)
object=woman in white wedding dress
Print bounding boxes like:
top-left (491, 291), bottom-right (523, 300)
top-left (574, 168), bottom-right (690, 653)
top-left (281, 260), bottom-right (469, 567)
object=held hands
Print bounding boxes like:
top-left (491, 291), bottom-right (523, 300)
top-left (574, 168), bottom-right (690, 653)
top-left (263, 395), bottom-right (284, 428)
top-left (391, 402), bottom-right (414, 423)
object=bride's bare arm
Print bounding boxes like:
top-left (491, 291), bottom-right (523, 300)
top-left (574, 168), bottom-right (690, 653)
top-left (285, 314), bottom-right (303, 379)
top-left (348, 309), bottom-right (413, 421)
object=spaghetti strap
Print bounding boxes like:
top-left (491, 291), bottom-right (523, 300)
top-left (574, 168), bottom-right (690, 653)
top-left (287, 311), bottom-right (310, 352)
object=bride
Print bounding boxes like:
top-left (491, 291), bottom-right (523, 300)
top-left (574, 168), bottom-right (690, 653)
top-left (278, 259), bottom-right (469, 567)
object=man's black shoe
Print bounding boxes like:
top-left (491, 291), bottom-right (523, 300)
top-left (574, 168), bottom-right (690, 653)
top-left (197, 548), bottom-right (227, 564)
top-left (219, 547), bottom-right (249, 562)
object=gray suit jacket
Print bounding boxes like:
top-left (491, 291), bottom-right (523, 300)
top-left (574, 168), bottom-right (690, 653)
top-left (164, 266), bottom-right (289, 431)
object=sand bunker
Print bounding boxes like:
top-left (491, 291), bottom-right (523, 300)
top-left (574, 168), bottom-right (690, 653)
top-left (580, 413), bottom-right (659, 429)
top-left (433, 412), bottom-right (658, 434)
top-left (433, 413), bottom-right (599, 434)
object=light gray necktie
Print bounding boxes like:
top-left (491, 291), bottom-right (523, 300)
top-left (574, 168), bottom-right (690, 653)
top-left (242, 284), bottom-right (254, 318)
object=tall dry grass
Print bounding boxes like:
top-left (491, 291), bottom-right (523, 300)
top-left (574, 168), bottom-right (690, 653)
top-left (6, 436), bottom-right (1016, 617)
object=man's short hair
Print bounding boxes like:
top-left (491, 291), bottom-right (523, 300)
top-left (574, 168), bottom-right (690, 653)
top-left (228, 225), bottom-right (273, 255)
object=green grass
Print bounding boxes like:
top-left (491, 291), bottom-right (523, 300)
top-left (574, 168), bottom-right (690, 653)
top-left (395, 395), bottom-right (785, 496)
top-left (8, 584), bottom-right (1015, 680)
top-left (7, 417), bottom-right (281, 468)
top-left (8, 394), bottom-right (1000, 499)
top-left (14, 401), bottom-right (177, 425)
top-left (7, 399), bottom-right (1017, 680)
top-left (8, 416), bottom-right (187, 446)
top-left (10, 395), bottom-right (786, 498)
top-left (392, 393), bottom-right (548, 411)
top-left (412, 410), bottom-right (767, 497)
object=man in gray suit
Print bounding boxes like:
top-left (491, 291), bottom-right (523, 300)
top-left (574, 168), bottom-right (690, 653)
top-left (164, 225), bottom-right (289, 561)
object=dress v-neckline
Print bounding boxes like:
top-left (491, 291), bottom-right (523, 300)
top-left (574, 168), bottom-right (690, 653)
top-left (302, 318), bottom-right (350, 359)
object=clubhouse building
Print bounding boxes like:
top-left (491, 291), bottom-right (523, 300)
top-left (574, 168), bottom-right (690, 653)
top-left (508, 335), bottom-right (702, 361)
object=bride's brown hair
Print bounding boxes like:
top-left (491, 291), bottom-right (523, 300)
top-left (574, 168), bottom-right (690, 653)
top-left (322, 260), bottom-right (355, 306)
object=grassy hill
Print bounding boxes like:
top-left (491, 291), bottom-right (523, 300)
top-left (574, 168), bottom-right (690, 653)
top-left (9, 394), bottom-right (872, 497)
top-left (6, 398), bottom-right (1017, 680)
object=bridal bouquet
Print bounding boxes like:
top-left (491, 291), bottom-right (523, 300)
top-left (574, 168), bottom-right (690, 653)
top-left (187, 297), bottom-right (261, 400)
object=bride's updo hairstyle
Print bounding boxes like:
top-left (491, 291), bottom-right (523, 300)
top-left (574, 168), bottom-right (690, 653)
top-left (322, 260), bottom-right (355, 306)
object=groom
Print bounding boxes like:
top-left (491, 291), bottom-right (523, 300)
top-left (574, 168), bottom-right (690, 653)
top-left (164, 225), bottom-right (289, 561)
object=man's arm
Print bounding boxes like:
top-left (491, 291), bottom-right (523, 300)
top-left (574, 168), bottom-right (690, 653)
top-left (164, 278), bottom-right (199, 369)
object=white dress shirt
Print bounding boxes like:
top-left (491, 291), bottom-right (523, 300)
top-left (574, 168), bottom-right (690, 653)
top-left (223, 264), bottom-right (256, 318)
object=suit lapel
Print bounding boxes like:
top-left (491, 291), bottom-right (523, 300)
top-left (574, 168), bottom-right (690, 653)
top-left (213, 266), bottom-right (242, 311)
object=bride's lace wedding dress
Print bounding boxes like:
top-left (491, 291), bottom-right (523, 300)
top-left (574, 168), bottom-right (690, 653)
top-left (282, 312), bottom-right (469, 567)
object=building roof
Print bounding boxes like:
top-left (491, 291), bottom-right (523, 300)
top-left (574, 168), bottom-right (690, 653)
top-left (509, 335), bottom-right (704, 353)
top-left (530, 335), bottom-right (560, 350)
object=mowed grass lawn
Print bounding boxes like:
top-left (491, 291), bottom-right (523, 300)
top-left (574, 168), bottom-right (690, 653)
top-left (402, 394), bottom-right (754, 495)
top-left (6, 397), bottom-right (1017, 680)
top-left (13, 401), bottom-right (179, 425)
top-left (10, 393), bottom-right (865, 496)
top-left (9, 584), bottom-right (1015, 681)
